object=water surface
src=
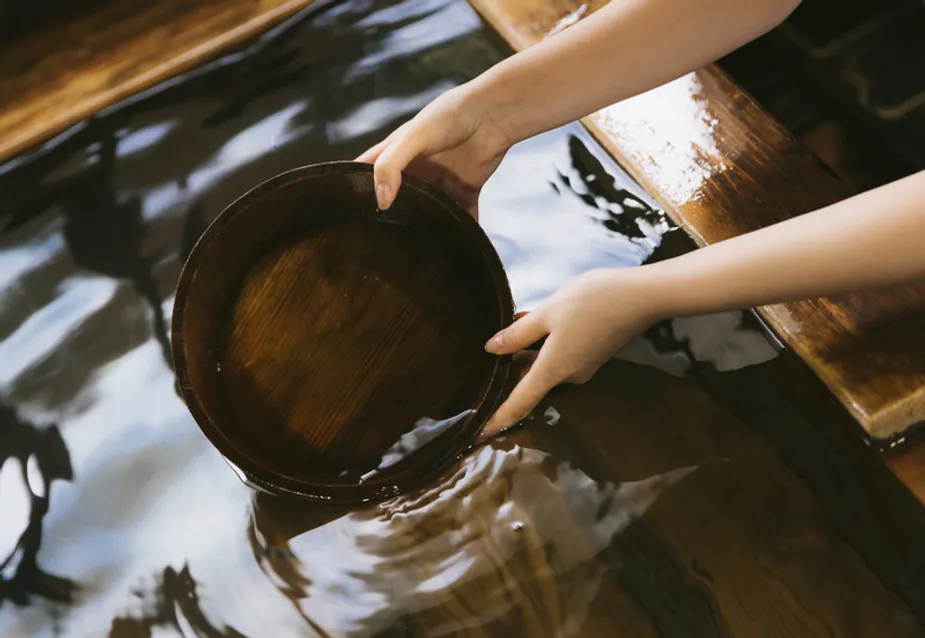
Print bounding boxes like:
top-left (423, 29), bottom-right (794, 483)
top-left (0, 1), bottom-right (920, 636)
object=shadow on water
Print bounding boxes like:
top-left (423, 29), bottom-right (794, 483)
top-left (1, 0), bottom-right (925, 636)
top-left (0, 400), bottom-right (76, 607)
top-left (59, 135), bottom-right (173, 370)
top-left (557, 136), bottom-right (670, 244)
top-left (108, 565), bottom-right (247, 638)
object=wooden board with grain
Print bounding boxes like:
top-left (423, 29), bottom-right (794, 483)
top-left (890, 440), bottom-right (925, 506)
top-left (467, 0), bottom-right (925, 440)
top-left (0, 0), bottom-right (316, 163)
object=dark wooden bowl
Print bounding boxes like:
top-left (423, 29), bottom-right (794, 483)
top-left (172, 161), bottom-right (513, 503)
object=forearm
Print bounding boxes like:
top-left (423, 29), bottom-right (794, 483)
top-left (637, 171), bottom-right (925, 319)
top-left (467, 0), bottom-right (800, 144)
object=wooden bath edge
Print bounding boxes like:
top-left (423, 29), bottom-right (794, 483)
top-left (0, 0), bottom-right (318, 163)
top-left (467, 0), bottom-right (925, 441)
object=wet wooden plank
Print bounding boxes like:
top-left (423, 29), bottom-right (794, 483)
top-left (889, 440), bottom-right (925, 507)
top-left (529, 361), bottom-right (925, 634)
top-left (467, 0), bottom-right (925, 441)
top-left (695, 349), bottom-right (925, 621)
top-left (0, 0), bottom-right (315, 163)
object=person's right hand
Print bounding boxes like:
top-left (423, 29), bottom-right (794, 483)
top-left (356, 86), bottom-right (513, 219)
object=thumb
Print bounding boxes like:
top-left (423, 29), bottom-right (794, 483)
top-left (485, 311), bottom-right (547, 355)
top-left (373, 125), bottom-right (427, 210)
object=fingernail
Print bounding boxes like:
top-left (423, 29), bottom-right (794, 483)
top-left (376, 183), bottom-right (392, 210)
top-left (484, 332), bottom-right (502, 353)
top-left (479, 418), bottom-right (504, 442)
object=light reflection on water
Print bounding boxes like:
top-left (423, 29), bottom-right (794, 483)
top-left (482, 131), bottom-right (668, 310)
top-left (0, 0), bottom-right (872, 636)
top-left (250, 446), bottom-right (696, 637)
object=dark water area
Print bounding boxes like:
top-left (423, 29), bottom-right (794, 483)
top-left (1, 0), bottom-right (924, 636)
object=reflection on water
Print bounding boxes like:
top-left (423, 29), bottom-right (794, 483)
top-left (480, 129), bottom-right (670, 311)
top-left (0, 402), bottom-right (76, 607)
top-left (251, 445), bottom-right (696, 637)
top-left (107, 564), bottom-right (246, 637)
top-left (360, 410), bottom-right (476, 483)
top-left (0, 0), bottom-right (919, 636)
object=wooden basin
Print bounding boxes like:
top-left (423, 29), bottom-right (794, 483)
top-left (172, 161), bottom-right (514, 503)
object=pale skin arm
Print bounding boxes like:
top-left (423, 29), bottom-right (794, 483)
top-left (482, 171), bottom-right (925, 435)
top-left (645, 171), bottom-right (925, 316)
top-left (472, 0), bottom-right (802, 146)
top-left (367, 0), bottom-right (803, 208)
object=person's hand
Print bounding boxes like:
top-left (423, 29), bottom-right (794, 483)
top-left (356, 85), bottom-right (512, 218)
top-left (482, 268), bottom-right (663, 437)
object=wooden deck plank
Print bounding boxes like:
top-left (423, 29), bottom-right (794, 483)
top-left (467, 0), bottom-right (925, 440)
top-left (0, 0), bottom-right (315, 163)
top-left (889, 441), bottom-right (925, 506)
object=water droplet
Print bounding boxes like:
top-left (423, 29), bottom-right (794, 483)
top-left (543, 406), bottom-right (560, 427)
top-left (511, 521), bottom-right (524, 532)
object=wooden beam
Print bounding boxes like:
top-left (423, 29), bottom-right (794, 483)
top-left (0, 0), bottom-right (316, 163)
top-left (468, 0), bottom-right (925, 440)
top-left (889, 439), bottom-right (925, 506)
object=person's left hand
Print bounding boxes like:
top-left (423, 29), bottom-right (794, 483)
top-left (482, 268), bottom-right (662, 437)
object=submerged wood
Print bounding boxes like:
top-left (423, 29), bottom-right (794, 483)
top-left (246, 360), bottom-right (925, 636)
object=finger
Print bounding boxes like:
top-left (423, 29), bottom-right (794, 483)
top-left (355, 138), bottom-right (389, 163)
top-left (511, 348), bottom-right (538, 372)
top-left (357, 120), bottom-right (410, 163)
top-left (373, 125), bottom-right (428, 210)
top-left (475, 351), bottom-right (536, 445)
top-left (509, 311), bottom-right (550, 351)
top-left (485, 311), bottom-right (547, 355)
top-left (508, 349), bottom-right (538, 389)
top-left (482, 346), bottom-right (559, 437)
